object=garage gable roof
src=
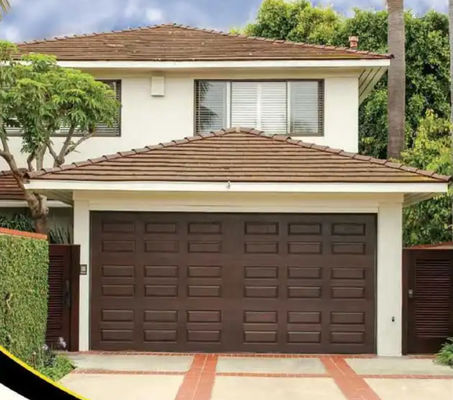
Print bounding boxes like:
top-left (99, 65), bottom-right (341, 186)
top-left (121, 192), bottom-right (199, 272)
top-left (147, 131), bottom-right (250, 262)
top-left (17, 24), bottom-right (390, 61)
top-left (27, 128), bottom-right (450, 184)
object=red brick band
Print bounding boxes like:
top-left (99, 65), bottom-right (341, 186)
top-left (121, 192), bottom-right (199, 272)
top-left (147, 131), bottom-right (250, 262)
top-left (321, 356), bottom-right (380, 400)
top-left (175, 354), bottom-right (218, 400)
top-left (0, 227), bottom-right (47, 240)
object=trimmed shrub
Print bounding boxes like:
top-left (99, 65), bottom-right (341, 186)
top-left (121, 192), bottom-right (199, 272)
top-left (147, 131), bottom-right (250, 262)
top-left (0, 232), bottom-right (49, 364)
top-left (436, 338), bottom-right (453, 367)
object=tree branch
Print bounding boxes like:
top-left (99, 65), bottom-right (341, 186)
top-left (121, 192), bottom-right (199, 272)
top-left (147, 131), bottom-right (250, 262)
top-left (55, 125), bottom-right (75, 166)
top-left (64, 129), bottom-right (95, 156)
top-left (46, 141), bottom-right (59, 167)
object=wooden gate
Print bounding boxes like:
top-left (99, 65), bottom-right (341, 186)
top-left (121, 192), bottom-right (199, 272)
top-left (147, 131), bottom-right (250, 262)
top-left (403, 246), bottom-right (453, 354)
top-left (47, 244), bottom-right (80, 351)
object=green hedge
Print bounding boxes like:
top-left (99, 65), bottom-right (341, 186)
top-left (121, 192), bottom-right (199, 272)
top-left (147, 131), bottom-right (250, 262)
top-left (0, 233), bottom-right (49, 364)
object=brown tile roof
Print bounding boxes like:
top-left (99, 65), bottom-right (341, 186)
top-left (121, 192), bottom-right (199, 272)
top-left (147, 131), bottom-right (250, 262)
top-left (17, 24), bottom-right (390, 62)
top-left (28, 128), bottom-right (450, 184)
top-left (0, 170), bottom-right (25, 201)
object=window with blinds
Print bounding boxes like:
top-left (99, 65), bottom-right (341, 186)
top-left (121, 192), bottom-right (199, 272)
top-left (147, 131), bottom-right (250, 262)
top-left (6, 79), bottom-right (122, 137)
top-left (195, 80), bottom-right (324, 136)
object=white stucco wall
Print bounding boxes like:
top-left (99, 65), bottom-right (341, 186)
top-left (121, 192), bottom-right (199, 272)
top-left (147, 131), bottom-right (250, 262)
top-left (73, 191), bottom-right (403, 355)
top-left (0, 68), bottom-right (360, 170)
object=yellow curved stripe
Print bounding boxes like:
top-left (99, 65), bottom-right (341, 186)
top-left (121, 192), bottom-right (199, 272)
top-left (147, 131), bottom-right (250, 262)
top-left (0, 345), bottom-right (88, 400)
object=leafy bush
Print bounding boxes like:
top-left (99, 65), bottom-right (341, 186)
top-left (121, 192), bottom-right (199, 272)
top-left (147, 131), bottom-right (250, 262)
top-left (33, 345), bottom-right (74, 381)
top-left (0, 213), bottom-right (34, 232)
top-left (0, 233), bottom-right (48, 362)
top-left (436, 338), bottom-right (453, 367)
top-left (0, 213), bottom-right (72, 244)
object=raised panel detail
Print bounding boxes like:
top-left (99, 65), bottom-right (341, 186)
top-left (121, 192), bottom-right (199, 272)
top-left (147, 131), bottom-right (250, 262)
top-left (189, 222), bottom-right (221, 234)
top-left (245, 266), bottom-right (278, 279)
top-left (101, 329), bottom-right (133, 341)
top-left (102, 265), bottom-right (134, 277)
top-left (145, 285), bottom-right (178, 297)
top-left (187, 330), bottom-right (221, 342)
top-left (144, 310), bottom-right (178, 322)
top-left (145, 240), bottom-right (179, 253)
top-left (102, 222), bottom-right (135, 233)
top-left (144, 330), bottom-right (177, 342)
top-left (331, 268), bottom-right (365, 280)
top-left (245, 222), bottom-right (278, 235)
top-left (332, 242), bottom-right (365, 255)
top-left (331, 312), bottom-right (364, 324)
top-left (145, 223), bottom-right (176, 233)
top-left (331, 332), bottom-right (365, 344)
top-left (188, 285), bottom-right (221, 297)
top-left (332, 223), bottom-right (365, 236)
top-left (288, 223), bottom-right (321, 235)
top-left (244, 331), bottom-right (277, 343)
top-left (188, 241), bottom-right (222, 253)
top-left (187, 310), bottom-right (221, 322)
top-left (102, 240), bottom-right (135, 253)
top-left (331, 287), bottom-right (365, 299)
top-left (188, 265), bottom-right (222, 277)
top-left (288, 286), bottom-right (321, 298)
top-left (145, 265), bottom-right (178, 277)
top-left (244, 311), bottom-right (277, 323)
top-left (245, 286), bottom-right (278, 298)
top-left (288, 267), bottom-right (321, 279)
top-left (288, 311), bottom-right (321, 323)
top-left (245, 242), bottom-right (278, 254)
top-left (102, 285), bottom-right (134, 296)
top-left (288, 331), bottom-right (321, 343)
top-left (288, 242), bottom-right (321, 254)
top-left (102, 310), bottom-right (134, 321)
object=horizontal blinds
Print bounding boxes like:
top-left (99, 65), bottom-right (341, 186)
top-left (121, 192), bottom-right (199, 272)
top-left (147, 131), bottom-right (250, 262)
top-left (195, 81), bottom-right (227, 133)
top-left (231, 82), bottom-right (258, 128)
top-left (289, 81), bottom-right (323, 136)
top-left (6, 79), bottom-right (122, 137)
top-left (260, 82), bottom-right (287, 134)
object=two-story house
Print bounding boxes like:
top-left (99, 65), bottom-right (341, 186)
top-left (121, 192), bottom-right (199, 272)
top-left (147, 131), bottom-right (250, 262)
top-left (1, 24), bottom-right (449, 356)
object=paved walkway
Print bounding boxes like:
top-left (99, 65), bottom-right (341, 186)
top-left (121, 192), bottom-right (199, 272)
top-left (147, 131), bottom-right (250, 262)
top-left (60, 353), bottom-right (453, 400)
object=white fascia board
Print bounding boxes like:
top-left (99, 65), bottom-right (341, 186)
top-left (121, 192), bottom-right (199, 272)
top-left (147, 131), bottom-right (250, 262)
top-left (57, 59), bottom-right (391, 70)
top-left (25, 180), bottom-right (448, 194)
top-left (0, 200), bottom-right (70, 208)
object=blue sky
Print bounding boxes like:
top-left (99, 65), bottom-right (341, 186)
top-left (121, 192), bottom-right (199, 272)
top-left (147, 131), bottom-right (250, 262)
top-left (0, 0), bottom-right (448, 43)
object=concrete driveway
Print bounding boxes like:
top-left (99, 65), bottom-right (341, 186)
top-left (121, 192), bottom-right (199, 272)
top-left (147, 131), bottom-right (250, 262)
top-left (60, 352), bottom-right (453, 400)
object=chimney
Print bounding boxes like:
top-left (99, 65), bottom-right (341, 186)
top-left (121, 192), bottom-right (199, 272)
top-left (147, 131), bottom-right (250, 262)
top-left (348, 36), bottom-right (359, 49)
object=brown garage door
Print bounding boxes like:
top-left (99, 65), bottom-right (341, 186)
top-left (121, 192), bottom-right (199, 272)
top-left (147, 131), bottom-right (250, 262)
top-left (90, 212), bottom-right (376, 353)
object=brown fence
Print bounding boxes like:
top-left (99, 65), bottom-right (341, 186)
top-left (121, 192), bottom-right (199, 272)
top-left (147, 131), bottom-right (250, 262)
top-left (403, 247), bottom-right (453, 354)
top-left (47, 244), bottom-right (80, 351)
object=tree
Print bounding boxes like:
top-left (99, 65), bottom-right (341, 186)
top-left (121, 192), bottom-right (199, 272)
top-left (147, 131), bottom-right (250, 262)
top-left (386, 0), bottom-right (406, 159)
top-left (401, 111), bottom-right (452, 245)
top-left (0, 41), bottom-right (119, 233)
top-left (449, 0), bottom-right (453, 239)
top-left (244, 0), bottom-right (342, 45)
top-left (0, 0), bottom-right (9, 19)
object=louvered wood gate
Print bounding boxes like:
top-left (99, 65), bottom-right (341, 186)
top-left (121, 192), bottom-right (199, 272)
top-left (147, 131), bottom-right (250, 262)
top-left (403, 248), bottom-right (453, 354)
top-left (46, 245), bottom-right (80, 351)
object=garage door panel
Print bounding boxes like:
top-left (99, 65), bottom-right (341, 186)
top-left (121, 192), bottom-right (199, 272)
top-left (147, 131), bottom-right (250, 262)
top-left (91, 212), bottom-right (376, 353)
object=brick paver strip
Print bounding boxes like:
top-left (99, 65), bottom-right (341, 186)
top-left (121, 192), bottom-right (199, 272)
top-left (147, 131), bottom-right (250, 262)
top-left (321, 356), bottom-right (380, 400)
top-left (175, 354), bottom-right (218, 400)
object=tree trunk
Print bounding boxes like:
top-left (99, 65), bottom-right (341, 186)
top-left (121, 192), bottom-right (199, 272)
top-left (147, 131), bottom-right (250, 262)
top-left (24, 191), bottom-right (49, 234)
top-left (387, 0), bottom-right (406, 159)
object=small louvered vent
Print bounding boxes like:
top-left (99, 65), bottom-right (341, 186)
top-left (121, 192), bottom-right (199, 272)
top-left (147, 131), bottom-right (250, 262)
top-left (46, 254), bottom-right (65, 345)
top-left (414, 259), bottom-right (452, 338)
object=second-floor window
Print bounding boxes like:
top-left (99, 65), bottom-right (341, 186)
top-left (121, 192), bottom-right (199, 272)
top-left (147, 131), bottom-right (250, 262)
top-left (6, 79), bottom-right (122, 137)
top-left (195, 80), bottom-right (324, 136)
